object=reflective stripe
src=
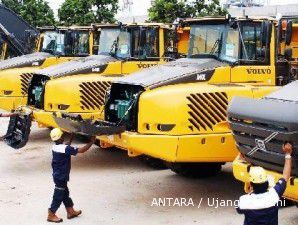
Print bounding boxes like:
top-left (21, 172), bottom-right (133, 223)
top-left (52, 144), bottom-right (67, 154)
top-left (239, 188), bottom-right (280, 210)
top-left (55, 187), bottom-right (66, 191)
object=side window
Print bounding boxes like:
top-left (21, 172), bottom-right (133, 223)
top-left (72, 32), bottom-right (89, 55)
top-left (93, 32), bottom-right (100, 55)
top-left (131, 28), bottom-right (159, 60)
top-left (164, 29), bottom-right (176, 57)
top-left (131, 29), bottom-right (140, 58)
top-left (145, 28), bottom-right (159, 58)
top-left (240, 24), bottom-right (264, 62)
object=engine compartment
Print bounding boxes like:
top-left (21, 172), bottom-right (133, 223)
top-left (105, 83), bottom-right (144, 131)
top-left (27, 74), bottom-right (50, 109)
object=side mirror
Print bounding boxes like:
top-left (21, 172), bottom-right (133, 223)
top-left (284, 48), bottom-right (292, 61)
top-left (285, 20), bottom-right (293, 46)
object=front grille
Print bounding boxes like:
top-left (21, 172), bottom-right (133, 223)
top-left (187, 92), bottom-right (228, 131)
top-left (228, 116), bottom-right (298, 176)
top-left (79, 81), bottom-right (111, 110)
top-left (20, 73), bottom-right (33, 95)
top-left (229, 117), bottom-right (289, 155)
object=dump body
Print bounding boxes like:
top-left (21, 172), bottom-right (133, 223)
top-left (0, 4), bottom-right (38, 59)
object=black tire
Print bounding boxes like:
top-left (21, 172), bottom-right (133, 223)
top-left (140, 156), bottom-right (168, 170)
top-left (168, 163), bottom-right (222, 178)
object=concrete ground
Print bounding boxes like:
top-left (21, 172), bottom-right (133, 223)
top-left (0, 115), bottom-right (297, 225)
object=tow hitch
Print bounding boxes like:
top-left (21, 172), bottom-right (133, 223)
top-left (53, 113), bottom-right (126, 136)
top-left (4, 110), bottom-right (32, 149)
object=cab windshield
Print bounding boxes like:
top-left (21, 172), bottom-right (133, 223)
top-left (116, 30), bottom-right (131, 58)
top-left (115, 27), bottom-right (159, 60)
top-left (188, 22), bottom-right (263, 64)
top-left (98, 28), bottom-right (120, 55)
top-left (41, 31), bottom-right (65, 55)
top-left (41, 30), bottom-right (90, 56)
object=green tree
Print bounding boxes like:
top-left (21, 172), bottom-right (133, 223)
top-left (189, 0), bottom-right (227, 17)
top-left (58, 0), bottom-right (94, 26)
top-left (20, 0), bottom-right (56, 27)
top-left (148, 0), bottom-right (227, 23)
top-left (58, 0), bottom-right (118, 26)
top-left (93, 0), bottom-right (118, 23)
top-left (148, 0), bottom-right (190, 24)
top-left (2, 0), bottom-right (56, 27)
top-left (1, 0), bottom-right (23, 14)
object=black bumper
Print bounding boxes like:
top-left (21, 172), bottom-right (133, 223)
top-left (53, 113), bottom-right (126, 136)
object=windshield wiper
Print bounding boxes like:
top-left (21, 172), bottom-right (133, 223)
top-left (210, 39), bottom-right (220, 55)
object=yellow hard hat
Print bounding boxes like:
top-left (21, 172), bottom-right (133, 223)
top-left (249, 166), bottom-right (268, 184)
top-left (50, 128), bottom-right (63, 141)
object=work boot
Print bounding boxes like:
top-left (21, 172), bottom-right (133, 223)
top-left (47, 209), bottom-right (63, 223)
top-left (66, 207), bottom-right (82, 219)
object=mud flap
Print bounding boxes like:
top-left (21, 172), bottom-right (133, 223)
top-left (53, 113), bottom-right (126, 136)
top-left (4, 113), bottom-right (32, 149)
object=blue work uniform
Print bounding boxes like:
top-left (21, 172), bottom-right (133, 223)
top-left (49, 144), bottom-right (78, 213)
top-left (237, 178), bottom-right (287, 225)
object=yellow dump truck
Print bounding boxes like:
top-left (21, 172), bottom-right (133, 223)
top-left (77, 16), bottom-right (297, 175)
top-left (3, 23), bottom-right (189, 149)
top-left (0, 26), bottom-right (94, 111)
top-left (228, 19), bottom-right (298, 202)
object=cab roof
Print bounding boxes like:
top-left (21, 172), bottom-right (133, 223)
top-left (183, 16), bottom-right (278, 25)
top-left (37, 26), bottom-right (92, 32)
top-left (92, 23), bottom-right (171, 29)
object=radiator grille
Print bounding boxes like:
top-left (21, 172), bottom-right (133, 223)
top-left (20, 73), bottom-right (33, 95)
top-left (79, 81), bottom-right (111, 110)
top-left (187, 92), bottom-right (228, 131)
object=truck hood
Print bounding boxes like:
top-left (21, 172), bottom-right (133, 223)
top-left (265, 81), bottom-right (298, 102)
top-left (0, 52), bottom-right (52, 70)
top-left (114, 58), bottom-right (227, 89)
top-left (34, 55), bottom-right (118, 78)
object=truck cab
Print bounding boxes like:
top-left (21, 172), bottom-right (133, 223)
top-left (0, 26), bottom-right (94, 111)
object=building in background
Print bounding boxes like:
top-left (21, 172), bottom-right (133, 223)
top-left (119, 0), bottom-right (298, 23)
top-left (224, 0), bottom-right (264, 8)
top-left (117, 0), bottom-right (152, 23)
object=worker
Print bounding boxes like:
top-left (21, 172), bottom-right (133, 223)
top-left (0, 112), bottom-right (19, 141)
top-left (47, 128), bottom-right (96, 223)
top-left (237, 142), bottom-right (293, 225)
